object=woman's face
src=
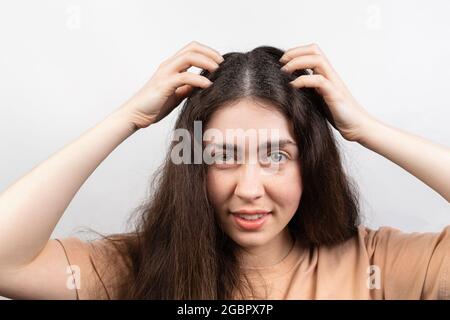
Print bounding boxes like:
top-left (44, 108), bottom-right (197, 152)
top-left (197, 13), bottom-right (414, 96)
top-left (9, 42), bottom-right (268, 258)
top-left (205, 98), bottom-right (303, 249)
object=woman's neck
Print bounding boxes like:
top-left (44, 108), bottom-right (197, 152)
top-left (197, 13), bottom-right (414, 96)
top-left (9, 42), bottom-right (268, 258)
top-left (237, 228), bottom-right (295, 269)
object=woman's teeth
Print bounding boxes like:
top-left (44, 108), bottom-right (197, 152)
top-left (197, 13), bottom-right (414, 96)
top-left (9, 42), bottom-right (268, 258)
top-left (237, 214), bottom-right (265, 220)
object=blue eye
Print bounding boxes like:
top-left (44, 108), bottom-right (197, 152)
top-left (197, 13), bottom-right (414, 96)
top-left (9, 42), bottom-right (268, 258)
top-left (269, 151), bottom-right (288, 163)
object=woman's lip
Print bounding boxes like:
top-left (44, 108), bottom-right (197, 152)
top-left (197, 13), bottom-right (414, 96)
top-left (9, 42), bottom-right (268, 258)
top-left (231, 209), bottom-right (272, 215)
top-left (231, 212), bottom-right (271, 231)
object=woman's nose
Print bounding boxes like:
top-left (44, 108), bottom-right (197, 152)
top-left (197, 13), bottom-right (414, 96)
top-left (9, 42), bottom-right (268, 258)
top-left (234, 164), bottom-right (265, 201)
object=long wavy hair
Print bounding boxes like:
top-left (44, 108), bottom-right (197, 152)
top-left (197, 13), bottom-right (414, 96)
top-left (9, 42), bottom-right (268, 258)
top-left (96, 45), bottom-right (361, 299)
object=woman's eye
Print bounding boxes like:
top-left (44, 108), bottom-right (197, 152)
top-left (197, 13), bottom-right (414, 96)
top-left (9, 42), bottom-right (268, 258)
top-left (268, 151), bottom-right (288, 163)
top-left (213, 152), bottom-right (234, 163)
top-left (210, 151), bottom-right (287, 165)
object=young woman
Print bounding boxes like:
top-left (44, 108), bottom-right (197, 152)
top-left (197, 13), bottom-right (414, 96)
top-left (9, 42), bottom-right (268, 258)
top-left (0, 41), bottom-right (449, 300)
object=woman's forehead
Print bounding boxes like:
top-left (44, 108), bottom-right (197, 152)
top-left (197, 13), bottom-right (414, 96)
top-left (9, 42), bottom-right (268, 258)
top-left (205, 98), bottom-right (294, 136)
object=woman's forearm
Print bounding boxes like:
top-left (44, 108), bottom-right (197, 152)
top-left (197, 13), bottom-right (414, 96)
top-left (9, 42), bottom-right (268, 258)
top-left (358, 118), bottom-right (450, 203)
top-left (0, 107), bottom-right (139, 269)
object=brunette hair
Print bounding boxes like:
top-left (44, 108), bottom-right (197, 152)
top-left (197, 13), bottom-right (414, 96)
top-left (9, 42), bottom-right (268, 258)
top-left (94, 45), bottom-right (361, 299)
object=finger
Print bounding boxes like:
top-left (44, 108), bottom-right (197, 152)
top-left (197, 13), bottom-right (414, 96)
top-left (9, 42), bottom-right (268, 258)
top-left (171, 84), bottom-right (194, 105)
top-left (168, 72), bottom-right (212, 90)
top-left (290, 74), bottom-right (337, 98)
top-left (281, 54), bottom-right (342, 84)
top-left (174, 41), bottom-right (224, 65)
top-left (166, 51), bottom-right (220, 74)
top-left (281, 54), bottom-right (332, 77)
top-left (279, 43), bottom-right (324, 63)
top-left (174, 84), bottom-right (193, 99)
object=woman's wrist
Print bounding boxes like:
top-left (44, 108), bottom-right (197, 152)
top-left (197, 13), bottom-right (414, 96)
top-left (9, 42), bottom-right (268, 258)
top-left (108, 105), bottom-right (145, 134)
top-left (111, 103), bottom-right (157, 132)
top-left (355, 115), bottom-right (385, 148)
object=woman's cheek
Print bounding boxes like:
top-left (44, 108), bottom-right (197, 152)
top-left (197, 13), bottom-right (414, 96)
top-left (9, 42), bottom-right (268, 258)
top-left (206, 169), bottom-right (231, 210)
top-left (271, 164), bottom-right (303, 211)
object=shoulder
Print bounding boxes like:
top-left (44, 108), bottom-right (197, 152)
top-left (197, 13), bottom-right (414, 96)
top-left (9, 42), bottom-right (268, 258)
top-left (355, 224), bottom-right (450, 298)
top-left (315, 224), bottom-right (450, 298)
top-left (317, 224), bottom-right (450, 266)
top-left (56, 233), bottom-right (134, 299)
top-left (357, 224), bottom-right (450, 256)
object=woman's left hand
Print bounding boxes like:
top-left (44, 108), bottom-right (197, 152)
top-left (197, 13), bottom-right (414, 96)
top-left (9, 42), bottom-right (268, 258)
top-left (279, 43), bottom-right (377, 143)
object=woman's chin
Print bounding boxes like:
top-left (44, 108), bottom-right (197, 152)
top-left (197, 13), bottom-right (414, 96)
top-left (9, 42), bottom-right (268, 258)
top-left (228, 231), bottom-right (271, 249)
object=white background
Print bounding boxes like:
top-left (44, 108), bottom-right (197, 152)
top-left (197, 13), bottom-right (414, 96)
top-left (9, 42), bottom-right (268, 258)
top-left (1, 0), bottom-right (449, 251)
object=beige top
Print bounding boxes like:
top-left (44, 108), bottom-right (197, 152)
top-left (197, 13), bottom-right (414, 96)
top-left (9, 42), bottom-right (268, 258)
top-left (56, 224), bottom-right (450, 299)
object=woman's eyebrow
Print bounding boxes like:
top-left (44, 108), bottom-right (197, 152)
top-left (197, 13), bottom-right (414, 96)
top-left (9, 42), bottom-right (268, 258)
top-left (207, 139), bottom-right (297, 150)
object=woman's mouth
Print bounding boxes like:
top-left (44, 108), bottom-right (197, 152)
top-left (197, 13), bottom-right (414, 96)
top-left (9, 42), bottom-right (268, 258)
top-left (231, 211), bottom-right (271, 231)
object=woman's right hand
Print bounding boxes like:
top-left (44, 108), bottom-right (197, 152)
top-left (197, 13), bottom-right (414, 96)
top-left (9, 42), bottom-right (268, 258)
top-left (119, 41), bottom-right (224, 129)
